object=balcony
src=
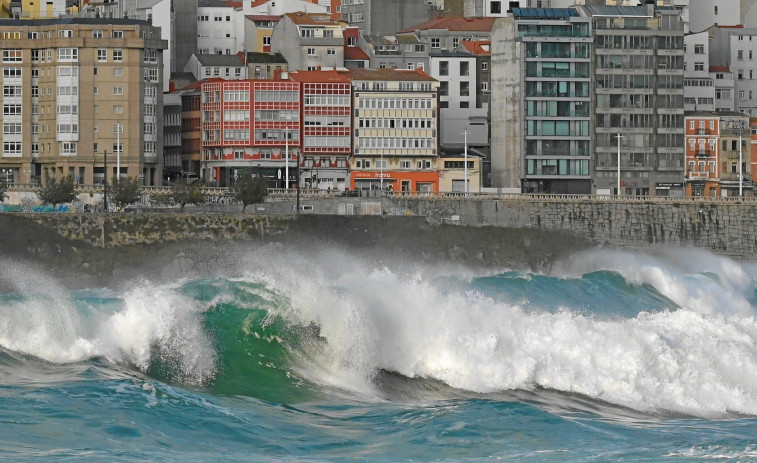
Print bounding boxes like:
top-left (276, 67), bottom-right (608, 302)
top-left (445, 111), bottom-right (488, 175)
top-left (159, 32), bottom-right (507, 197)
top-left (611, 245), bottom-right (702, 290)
top-left (688, 171), bottom-right (711, 179)
top-left (696, 128), bottom-right (712, 135)
top-left (694, 150), bottom-right (713, 157)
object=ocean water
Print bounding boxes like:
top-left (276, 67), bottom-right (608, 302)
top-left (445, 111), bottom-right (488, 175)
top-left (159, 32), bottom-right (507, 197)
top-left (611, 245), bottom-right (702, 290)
top-left (2, 246), bottom-right (757, 462)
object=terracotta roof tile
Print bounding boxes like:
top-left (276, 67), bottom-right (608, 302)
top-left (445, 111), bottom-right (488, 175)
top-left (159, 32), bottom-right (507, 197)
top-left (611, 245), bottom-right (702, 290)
top-left (344, 47), bottom-right (370, 60)
top-left (398, 16), bottom-right (496, 34)
top-left (461, 39), bottom-right (490, 55)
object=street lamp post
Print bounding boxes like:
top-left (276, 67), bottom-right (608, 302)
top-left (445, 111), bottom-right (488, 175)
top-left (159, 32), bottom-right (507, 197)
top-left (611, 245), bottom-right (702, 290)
top-left (285, 126), bottom-right (289, 190)
top-left (1, 169), bottom-right (10, 184)
top-left (615, 133), bottom-right (623, 196)
top-left (739, 134), bottom-right (743, 197)
top-left (463, 128), bottom-right (469, 194)
top-left (103, 149), bottom-right (108, 212)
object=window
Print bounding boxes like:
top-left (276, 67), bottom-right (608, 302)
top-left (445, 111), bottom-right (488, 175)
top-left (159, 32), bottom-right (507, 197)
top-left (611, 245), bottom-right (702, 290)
top-left (2, 49), bottom-right (22, 62)
top-left (482, 61), bottom-right (488, 71)
top-left (431, 38), bottom-right (440, 48)
top-left (112, 30), bottom-right (124, 39)
top-left (327, 48), bottom-right (336, 55)
top-left (738, 50), bottom-right (744, 60)
top-left (302, 29), bottom-right (314, 38)
top-left (491, 1), bottom-right (502, 14)
top-left (113, 86), bottom-right (123, 95)
top-left (60, 142), bottom-right (77, 155)
top-left (114, 67), bottom-right (123, 77)
top-left (481, 81), bottom-right (489, 92)
top-left (57, 48), bottom-right (78, 62)
top-left (348, 37), bottom-right (356, 46)
top-left (97, 48), bottom-right (107, 61)
top-left (439, 61), bottom-right (449, 76)
top-left (58, 29), bottom-right (73, 38)
top-left (460, 61), bottom-right (469, 76)
top-left (92, 30), bottom-right (103, 38)
top-left (263, 36), bottom-right (271, 46)
top-left (113, 49), bottom-right (123, 62)
top-left (460, 101), bottom-right (469, 108)
top-left (113, 105), bottom-right (123, 114)
top-left (694, 62), bottom-right (704, 71)
top-left (307, 48), bottom-right (316, 56)
top-left (460, 82), bottom-right (469, 97)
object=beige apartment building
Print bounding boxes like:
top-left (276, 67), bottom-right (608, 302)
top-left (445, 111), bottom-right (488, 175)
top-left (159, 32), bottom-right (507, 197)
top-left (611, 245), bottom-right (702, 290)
top-left (0, 18), bottom-right (166, 186)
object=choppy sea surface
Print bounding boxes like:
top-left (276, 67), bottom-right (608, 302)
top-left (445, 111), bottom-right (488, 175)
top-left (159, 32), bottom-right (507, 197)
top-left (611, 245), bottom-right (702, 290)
top-left (2, 246), bottom-right (757, 462)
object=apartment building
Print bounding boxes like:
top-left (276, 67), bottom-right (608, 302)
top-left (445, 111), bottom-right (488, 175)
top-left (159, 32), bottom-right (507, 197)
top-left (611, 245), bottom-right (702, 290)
top-left (684, 112), bottom-right (752, 197)
top-left (289, 70), bottom-right (352, 190)
top-left (492, 8), bottom-right (593, 194)
top-left (429, 51), bottom-right (488, 148)
top-left (200, 79), bottom-right (301, 187)
top-left (178, 85), bottom-right (203, 177)
top-left (163, 92), bottom-right (183, 178)
top-left (709, 25), bottom-right (757, 116)
top-left (184, 53), bottom-right (247, 81)
top-left (0, 18), bottom-right (167, 186)
top-left (197, 0), bottom-right (241, 56)
top-left (244, 15), bottom-right (280, 53)
top-left (349, 68), bottom-right (440, 193)
top-left (340, 0), bottom-right (442, 36)
top-left (80, 0), bottom-right (197, 93)
top-left (586, 4), bottom-right (685, 196)
top-left (271, 11), bottom-right (344, 71)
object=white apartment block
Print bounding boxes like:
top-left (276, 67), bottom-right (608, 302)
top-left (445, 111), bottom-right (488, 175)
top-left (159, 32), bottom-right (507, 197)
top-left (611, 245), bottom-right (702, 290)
top-left (197, 0), bottom-right (241, 55)
top-left (429, 53), bottom-right (488, 147)
top-left (243, 0), bottom-right (327, 16)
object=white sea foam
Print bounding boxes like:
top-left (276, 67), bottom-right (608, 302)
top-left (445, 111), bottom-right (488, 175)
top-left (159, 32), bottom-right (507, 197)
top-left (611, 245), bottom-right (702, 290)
top-left (241, 247), bottom-right (757, 417)
top-left (3, 247), bottom-right (757, 416)
top-left (0, 270), bottom-right (215, 384)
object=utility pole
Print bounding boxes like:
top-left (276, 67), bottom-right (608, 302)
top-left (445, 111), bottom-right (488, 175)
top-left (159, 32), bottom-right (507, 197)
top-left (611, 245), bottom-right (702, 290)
top-left (463, 128), bottom-right (469, 193)
top-left (103, 149), bottom-right (108, 212)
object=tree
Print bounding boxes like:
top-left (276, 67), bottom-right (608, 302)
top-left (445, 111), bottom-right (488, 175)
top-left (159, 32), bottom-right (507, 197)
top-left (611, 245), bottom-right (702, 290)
top-left (38, 175), bottom-right (76, 210)
top-left (171, 178), bottom-right (204, 211)
top-left (232, 175), bottom-right (268, 212)
top-left (0, 180), bottom-right (7, 203)
top-left (110, 177), bottom-right (141, 211)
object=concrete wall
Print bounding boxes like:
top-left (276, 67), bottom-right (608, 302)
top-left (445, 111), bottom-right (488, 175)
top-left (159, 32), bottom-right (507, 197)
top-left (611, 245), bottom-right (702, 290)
top-left (6, 194), bottom-right (757, 259)
top-left (391, 197), bottom-right (757, 258)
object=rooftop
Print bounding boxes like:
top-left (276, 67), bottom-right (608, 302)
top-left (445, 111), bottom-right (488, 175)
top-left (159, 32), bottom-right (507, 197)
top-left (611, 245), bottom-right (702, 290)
top-left (398, 16), bottom-right (497, 34)
top-left (348, 68), bottom-right (437, 82)
top-left (286, 11), bottom-right (340, 26)
top-left (288, 69), bottom-right (351, 83)
top-left (246, 51), bottom-right (287, 63)
top-left (511, 8), bottom-right (578, 20)
top-left (344, 47), bottom-right (370, 60)
top-left (194, 54), bottom-right (245, 66)
top-left (579, 5), bottom-right (651, 17)
top-left (461, 40), bottom-right (490, 56)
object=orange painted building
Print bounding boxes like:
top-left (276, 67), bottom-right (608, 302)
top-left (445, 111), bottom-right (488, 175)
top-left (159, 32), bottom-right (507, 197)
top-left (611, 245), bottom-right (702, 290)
top-left (685, 111), bottom-right (751, 197)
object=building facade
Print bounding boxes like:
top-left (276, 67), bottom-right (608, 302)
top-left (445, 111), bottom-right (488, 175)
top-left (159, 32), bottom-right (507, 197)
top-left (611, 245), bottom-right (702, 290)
top-left (492, 8), bottom-right (593, 194)
top-left (271, 11), bottom-right (344, 72)
top-left (289, 70), bottom-right (352, 190)
top-left (0, 18), bottom-right (167, 186)
top-left (349, 68), bottom-right (440, 193)
top-left (200, 79), bottom-right (301, 187)
top-left (587, 4), bottom-right (685, 196)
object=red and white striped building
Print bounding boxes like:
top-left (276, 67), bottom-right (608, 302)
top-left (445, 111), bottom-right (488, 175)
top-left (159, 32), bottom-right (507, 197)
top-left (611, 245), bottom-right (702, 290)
top-left (289, 70), bottom-right (352, 190)
top-left (201, 79), bottom-right (300, 187)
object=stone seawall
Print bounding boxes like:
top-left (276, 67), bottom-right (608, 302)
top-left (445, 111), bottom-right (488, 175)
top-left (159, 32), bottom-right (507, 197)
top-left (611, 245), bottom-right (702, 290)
top-left (392, 197), bottom-right (757, 259)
